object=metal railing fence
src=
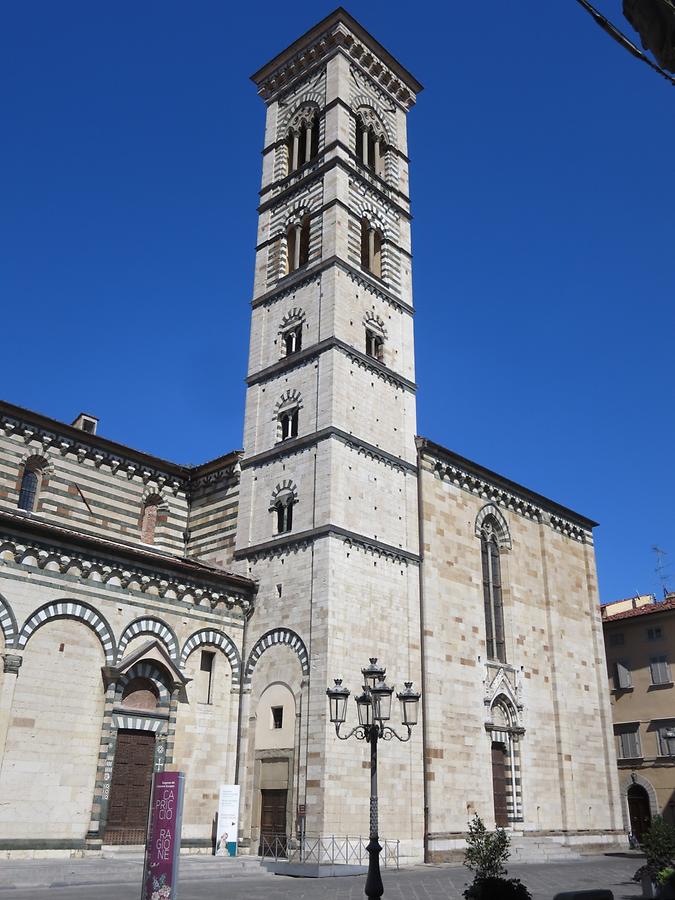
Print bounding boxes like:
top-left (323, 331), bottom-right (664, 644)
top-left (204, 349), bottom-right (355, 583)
top-left (259, 834), bottom-right (400, 868)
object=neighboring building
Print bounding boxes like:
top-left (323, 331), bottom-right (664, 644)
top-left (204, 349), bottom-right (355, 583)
top-left (0, 8), bottom-right (623, 861)
top-left (602, 594), bottom-right (675, 840)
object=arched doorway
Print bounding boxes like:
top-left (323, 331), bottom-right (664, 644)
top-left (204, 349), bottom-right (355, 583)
top-left (628, 784), bottom-right (652, 843)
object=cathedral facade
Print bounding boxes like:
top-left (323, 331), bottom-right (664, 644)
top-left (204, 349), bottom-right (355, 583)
top-left (0, 9), bottom-right (623, 862)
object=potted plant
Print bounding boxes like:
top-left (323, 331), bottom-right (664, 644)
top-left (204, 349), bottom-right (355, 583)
top-left (657, 867), bottom-right (675, 900)
top-left (462, 814), bottom-right (532, 900)
top-left (633, 818), bottom-right (675, 898)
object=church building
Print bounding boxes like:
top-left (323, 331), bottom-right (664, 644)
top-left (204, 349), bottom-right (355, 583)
top-left (0, 9), bottom-right (623, 862)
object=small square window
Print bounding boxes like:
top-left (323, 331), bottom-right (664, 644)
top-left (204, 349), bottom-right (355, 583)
top-left (648, 627), bottom-right (663, 642)
top-left (609, 632), bottom-right (625, 647)
top-left (271, 706), bottom-right (283, 729)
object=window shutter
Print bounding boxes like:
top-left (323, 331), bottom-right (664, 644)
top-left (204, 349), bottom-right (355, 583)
top-left (616, 661), bottom-right (632, 690)
top-left (651, 656), bottom-right (671, 685)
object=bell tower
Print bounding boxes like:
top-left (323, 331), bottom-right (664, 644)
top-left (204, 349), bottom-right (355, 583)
top-left (235, 9), bottom-right (424, 859)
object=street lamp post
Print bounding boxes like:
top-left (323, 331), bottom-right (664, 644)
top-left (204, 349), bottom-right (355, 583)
top-left (326, 658), bottom-right (421, 900)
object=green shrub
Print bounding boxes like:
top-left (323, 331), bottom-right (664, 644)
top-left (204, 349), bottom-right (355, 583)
top-left (636, 817), bottom-right (675, 880)
top-left (463, 814), bottom-right (510, 879)
top-left (463, 876), bottom-right (532, 900)
top-left (657, 866), bottom-right (675, 886)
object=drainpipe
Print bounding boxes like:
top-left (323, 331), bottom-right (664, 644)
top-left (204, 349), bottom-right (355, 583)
top-left (416, 439), bottom-right (430, 863)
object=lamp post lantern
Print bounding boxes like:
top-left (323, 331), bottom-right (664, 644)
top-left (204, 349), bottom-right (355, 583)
top-left (326, 659), bottom-right (421, 900)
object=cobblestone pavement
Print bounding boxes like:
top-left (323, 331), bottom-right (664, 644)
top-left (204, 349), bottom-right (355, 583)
top-left (0, 855), bottom-right (642, 900)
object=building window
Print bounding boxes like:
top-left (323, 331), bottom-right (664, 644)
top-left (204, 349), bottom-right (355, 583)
top-left (360, 218), bottom-right (382, 278)
top-left (286, 110), bottom-right (319, 174)
top-left (140, 497), bottom-right (160, 544)
top-left (615, 660), bottom-right (632, 690)
top-left (365, 328), bottom-right (384, 362)
top-left (272, 490), bottom-right (295, 535)
top-left (286, 215), bottom-right (310, 274)
top-left (200, 650), bottom-right (215, 705)
top-left (355, 113), bottom-right (386, 177)
top-left (616, 726), bottom-right (641, 759)
top-left (481, 518), bottom-right (506, 663)
top-left (647, 626), bottom-right (663, 642)
top-left (279, 408), bottom-right (299, 441)
top-left (609, 632), bottom-right (625, 647)
top-left (283, 324), bottom-right (303, 356)
top-left (657, 723), bottom-right (675, 756)
top-left (271, 706), bottom-right (283, 729)
top-left (650, 655), bottom-right (672, 685)
top-left (17, 468), bottom-right (39, 512)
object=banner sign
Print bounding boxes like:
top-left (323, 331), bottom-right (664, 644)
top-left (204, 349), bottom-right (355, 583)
top-left (142, 771), bottom-right (185, 900)
top-left (216, 784), bottom-right (240, 857)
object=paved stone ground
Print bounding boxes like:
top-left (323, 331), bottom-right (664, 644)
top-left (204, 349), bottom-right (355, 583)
top-left (0, 855), bottom-right (642, 900)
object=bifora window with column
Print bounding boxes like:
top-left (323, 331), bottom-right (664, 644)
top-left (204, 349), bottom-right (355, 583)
top-left (286, 214), bottom-right (310, 275)
top-left (355, 106), bottom-right (387, 178)
top-left (360, 217), bottom-right (383, 279)
top-left (286, 105), bottom-right (320, 174)
top-left (270, 482), bottom-right (298, 535)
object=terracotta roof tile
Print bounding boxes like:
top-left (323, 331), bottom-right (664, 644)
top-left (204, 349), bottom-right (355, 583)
top-left (602, 596), bottom-right (675, 622)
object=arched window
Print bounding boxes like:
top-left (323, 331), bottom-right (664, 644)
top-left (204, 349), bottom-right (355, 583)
top-left (365, 328), bottom-right (384, 361)
top-left (140, 497), bottom-right (160, 544)
top-left (355, 110), bottom-right (386, 177)
top-left (17, 468), bottom-right (40, 512)
top-left (272, 488), bottom-right (296, 535)
top-left (279, 407), bottom-right (299, 441)
top-left (286, 109), bottom-right (319, 174)
top-left (282, 323), bottom-right (302, 356)
top-left (360, 218), bottom-right (382, 278)
top-left (286, 214), bottom-right (310, 274)
top-left (481, 518), bottom-right (506, 663)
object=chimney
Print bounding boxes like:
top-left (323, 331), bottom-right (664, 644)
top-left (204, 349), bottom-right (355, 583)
top-left (71, 412), bottom-right (98, 435)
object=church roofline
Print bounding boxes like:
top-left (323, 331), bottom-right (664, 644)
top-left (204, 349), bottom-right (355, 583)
top-left (0, 399), bottom-right (242, 480)
top-left (0, 507), bottom-right (255, 594)
top-left (250, 7), bottom-right (423, 99)
top-left (416, 435), bottom-right (598, 530)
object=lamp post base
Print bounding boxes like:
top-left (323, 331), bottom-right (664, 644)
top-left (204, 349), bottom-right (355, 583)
top-left (364, 837), bottom-right (383, 900)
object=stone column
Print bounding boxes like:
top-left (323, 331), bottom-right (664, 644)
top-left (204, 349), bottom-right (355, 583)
top-left (368, 227), bottom-right (375, 271)
top-left (374, 138), bottom-right (382, 176)
top-left (0, 653), bottom-right (23, 782)
top-left (361, 128), bottom-right (369, 166)
top-left (294, 224), bottom-right (302, 271)
top-left (305, 122), bottom-right (313, 163)
top-left (291, 131), bottom-right (300, 172)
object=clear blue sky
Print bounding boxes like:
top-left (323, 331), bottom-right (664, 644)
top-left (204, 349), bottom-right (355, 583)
top-left (1, 2), bottom-right (673, 603)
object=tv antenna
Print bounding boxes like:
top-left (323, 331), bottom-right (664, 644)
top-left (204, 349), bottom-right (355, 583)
top-left (653, 546), bottom-right (671, 597)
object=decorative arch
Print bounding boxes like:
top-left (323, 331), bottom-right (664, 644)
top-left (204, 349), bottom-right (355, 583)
top-left (285, 206), bottom-right (310, 230)
top-left (490, 693), bottom-right (518, 730)
top-left (279, 307), bottom-right (306, 334)
top-left (244, 627), bottom-right (309, 686)
top-left (287, 102), bottom-right (319, 134)
top-left (18, 452), bottom-right (54, 477)
top-left (274, 389), bottom-right (303, 416)
top-left (180, 629), bottom-right (242, 687)
top-left (17, 600), bottom-right (116, 664)
top-left (116, 617), bottom-right (179, 663)
top-left (363, 311), bottom-right (387, 338)
top-left (355, 105), bottom-right (390, 143)
top-left (358, 204), bottom-right (390, 240)
top-left (269, 480), bottom-right (299, 510)
top-left (140, 489), bottom-right (169, 510)
top-left (0, 593), bottom-right (18, 647)
top-left (115, 660), bottom-right (172, 709)
top-left (475, 504), bottom-right (512, 550)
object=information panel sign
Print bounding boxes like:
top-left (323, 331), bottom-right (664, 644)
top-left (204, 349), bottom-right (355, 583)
top-left (141, 771), bottom-right (185, 900)
top-left (216, 784), bottom-right (240, 857)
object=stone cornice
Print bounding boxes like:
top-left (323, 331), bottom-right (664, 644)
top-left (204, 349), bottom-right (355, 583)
top-left (245, 335), bottom-right (417, 394)
top-left (252, 255), bottom-right (415, 317)
top-left (235, 523), bottom-right (420, 565)
top-left (251, 9), bottom-right (422, 109)
top-left (417, 437), bottom-right (595, 542)
top-left (0, 400), bottom-right (242, 494)
top-left (0, 510), bottom-right (255, 612)
top-left (240, 426), bottom-right (417, 474)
